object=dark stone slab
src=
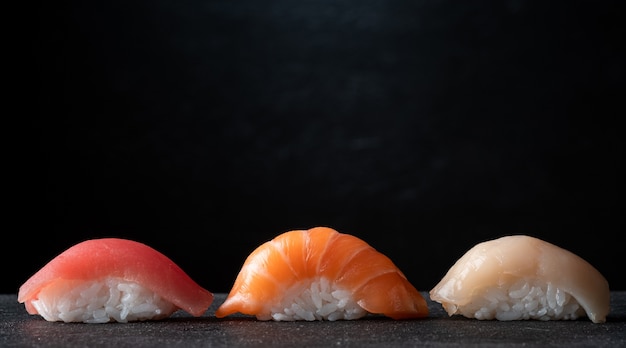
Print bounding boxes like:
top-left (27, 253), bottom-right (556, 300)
top-left (2, 292), bottom-right (624, 347)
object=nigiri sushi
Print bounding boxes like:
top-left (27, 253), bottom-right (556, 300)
top-left (18, 238), bottom-right (214, 323)
top-left (215, 226), bottom-right (428, 321)
top-left (429, 235), bottom-right (610, 323)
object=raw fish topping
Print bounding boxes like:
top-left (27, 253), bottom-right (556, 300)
top-left (215, 227), bottom-right (429, 321)
top-left (429, 235), bottom-right (610, 323)
top-left (18, 238), bottom-right (214, 323)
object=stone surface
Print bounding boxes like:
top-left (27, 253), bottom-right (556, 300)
top-left (2, 292), bottom-right (624, 347)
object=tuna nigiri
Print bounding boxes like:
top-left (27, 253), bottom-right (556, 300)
top-left (215, 226), bottom-right (428, 321)
top-left (429, 235), bottom-right (610, 323)
top-left (18, 238), bottom-right (214, 323)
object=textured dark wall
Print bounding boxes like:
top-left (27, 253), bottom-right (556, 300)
top-left (10, 0), bottom-right (624, 294)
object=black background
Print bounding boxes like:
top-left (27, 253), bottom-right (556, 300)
top-left (8, 0), bottom-right (624, 294)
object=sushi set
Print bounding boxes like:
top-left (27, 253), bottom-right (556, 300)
top-left (16, 227), bottom-right (611, 325)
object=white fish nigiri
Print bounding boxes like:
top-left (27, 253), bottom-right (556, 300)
top-left (429, 235), bottom-right (610, 323)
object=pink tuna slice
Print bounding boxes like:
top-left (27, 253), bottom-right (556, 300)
top-left (18, 238), bottom-right (213, 317)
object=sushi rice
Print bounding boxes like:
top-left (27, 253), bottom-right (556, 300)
top-left (266, 277), bottom-right (367, 321)
top-left (30, 277), bottom-right (177, 323)
top-left (451, 278), bottom-right (585, 321)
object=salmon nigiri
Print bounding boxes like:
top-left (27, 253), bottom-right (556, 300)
top-left (18, 238), bottom-right (214, 323)
top-left (215, 226), bottom-right (428, 321)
